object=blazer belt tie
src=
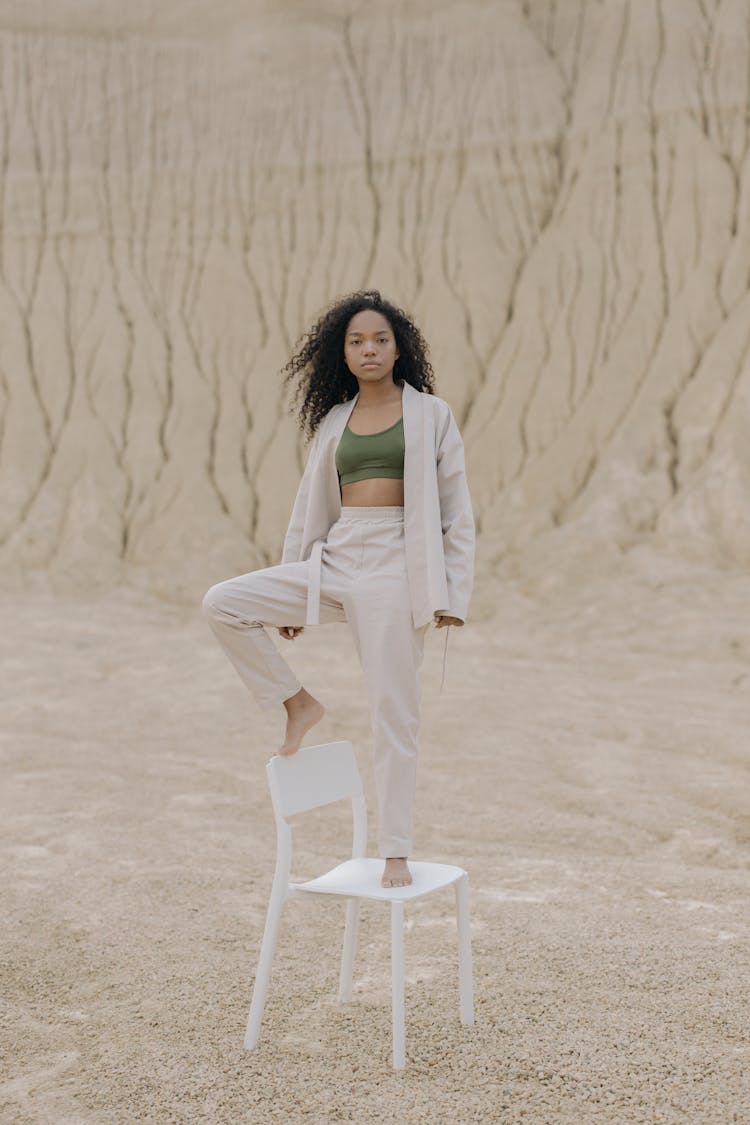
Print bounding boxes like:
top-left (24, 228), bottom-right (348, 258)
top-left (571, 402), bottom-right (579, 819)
top-left (305, 538), bottom-right (325, 626)
top-left (439, 623), bottom-right (450, 695)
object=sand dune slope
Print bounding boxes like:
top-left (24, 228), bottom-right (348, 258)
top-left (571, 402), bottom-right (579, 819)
top-left (0, 1), bottom-right (748, 598)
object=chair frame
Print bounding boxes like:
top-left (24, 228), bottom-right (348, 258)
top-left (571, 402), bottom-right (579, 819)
top-left (243, 740), bottom-right (474, 1069)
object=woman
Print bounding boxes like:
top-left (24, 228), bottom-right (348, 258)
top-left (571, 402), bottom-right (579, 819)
top-left (202, 289), bottom-right (475, 888)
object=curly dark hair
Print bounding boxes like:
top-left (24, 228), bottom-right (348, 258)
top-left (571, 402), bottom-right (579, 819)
top-left (281, 289), bottom-right (435, 440)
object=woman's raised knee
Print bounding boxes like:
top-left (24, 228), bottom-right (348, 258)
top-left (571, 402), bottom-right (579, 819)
top-left (202, 581), bottom-right (233, 618)
top-left (202, 577), bottom-right (266, 622)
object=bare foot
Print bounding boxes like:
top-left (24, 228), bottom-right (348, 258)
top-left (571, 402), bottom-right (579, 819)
top-left (382, 857), bottom-right (412, 888)
top-left (275, 687), bottom-right (325, 756)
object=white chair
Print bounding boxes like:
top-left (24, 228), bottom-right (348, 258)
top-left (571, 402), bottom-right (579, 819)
top-left (244, 740), bottom-right (474, 1069)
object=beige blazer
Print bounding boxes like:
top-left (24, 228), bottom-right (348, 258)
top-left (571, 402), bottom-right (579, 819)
top-left (281, 379), bottom-right (475, 630)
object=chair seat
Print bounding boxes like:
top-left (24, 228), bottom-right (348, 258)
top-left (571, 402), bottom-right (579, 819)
top-left (290, 857), bottom-right (466, 902)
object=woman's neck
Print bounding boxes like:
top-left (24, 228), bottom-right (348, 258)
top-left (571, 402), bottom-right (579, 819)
top-left (355, 378), bottom-right (403, 408)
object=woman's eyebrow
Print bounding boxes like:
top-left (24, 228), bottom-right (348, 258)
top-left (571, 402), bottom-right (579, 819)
top-left (347, 330), bottom-right (390, 337)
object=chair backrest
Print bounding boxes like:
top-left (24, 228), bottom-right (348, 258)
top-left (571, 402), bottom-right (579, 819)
top-left (266, 740), bottom-right (364, 820)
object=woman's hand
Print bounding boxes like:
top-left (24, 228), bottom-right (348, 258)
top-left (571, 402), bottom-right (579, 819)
top-left (278, 626), bottom-right (304, 640)
top-left (434, 614), bottom-right (463, 627)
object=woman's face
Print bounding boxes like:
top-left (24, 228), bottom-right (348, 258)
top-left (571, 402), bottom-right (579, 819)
top-left (343, 309), bottom-right (400, 385)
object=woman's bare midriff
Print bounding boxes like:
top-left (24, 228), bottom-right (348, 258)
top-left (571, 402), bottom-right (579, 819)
top-left (341, 478), bottom-right (404, 506)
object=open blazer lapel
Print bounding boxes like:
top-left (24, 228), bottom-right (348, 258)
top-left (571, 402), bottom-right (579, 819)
top-left (281, 380), bottom-right (475, 630)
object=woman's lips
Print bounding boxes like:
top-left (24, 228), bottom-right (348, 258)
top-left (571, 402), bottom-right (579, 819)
top-left (363, 362), bottom-right (380, 367)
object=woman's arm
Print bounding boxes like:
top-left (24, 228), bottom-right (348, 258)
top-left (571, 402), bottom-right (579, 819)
top-left (435, 404), bottom-right (475, 624)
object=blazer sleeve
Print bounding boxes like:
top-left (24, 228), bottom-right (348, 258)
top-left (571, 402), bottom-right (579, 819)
top-left (435, 403), bottom-right (475, 624)
top-left (280, 424), bottom-right (323, 565)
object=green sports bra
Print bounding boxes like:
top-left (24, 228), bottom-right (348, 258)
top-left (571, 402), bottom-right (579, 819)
top-left (335, 415), bottom-right (405, 486)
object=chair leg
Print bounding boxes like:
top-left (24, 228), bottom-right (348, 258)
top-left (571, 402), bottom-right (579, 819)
top-left (391, 900), bottom-right (406, 1069)
top-left (338, 897), bottom-right (360, 1004)
top-left (244, 881), bottom-right (286, 1049)
top-left (454, 873), bottom-right (474, 1026)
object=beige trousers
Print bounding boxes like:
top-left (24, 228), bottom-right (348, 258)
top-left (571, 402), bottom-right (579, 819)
top-left (201, 505), bottom-right (429, 858)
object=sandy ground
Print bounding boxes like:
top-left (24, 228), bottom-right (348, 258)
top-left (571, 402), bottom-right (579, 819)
top-left (2, 551), bottom-right (749, 1124)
